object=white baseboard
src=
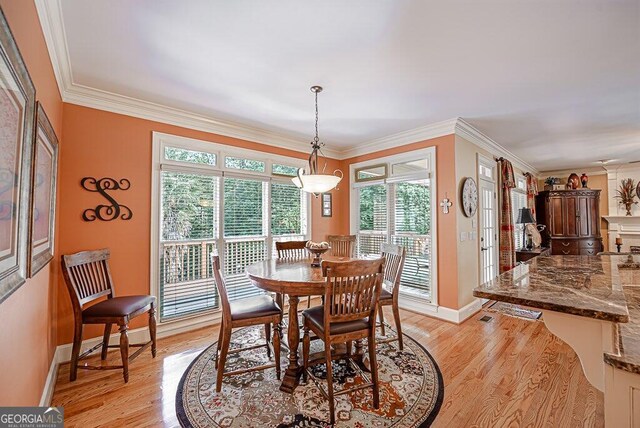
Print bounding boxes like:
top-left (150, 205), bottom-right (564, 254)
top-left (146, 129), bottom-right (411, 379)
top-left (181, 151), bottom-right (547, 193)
top-left (399, 297), bottom-right (483, 324)
top-left (40, 311), bottom-right (223, 406)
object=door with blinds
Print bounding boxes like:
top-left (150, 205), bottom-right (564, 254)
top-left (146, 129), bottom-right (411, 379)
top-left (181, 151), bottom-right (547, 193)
top-left (355, 162), bottom-right (434, 300)
top-left (154, 134), bottom-right (309, 322)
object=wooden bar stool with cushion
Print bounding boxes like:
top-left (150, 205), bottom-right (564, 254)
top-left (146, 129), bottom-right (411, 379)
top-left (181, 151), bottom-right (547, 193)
top-left (61, 249), bottom-right (157, 383)
top-left (326, 234), bottom-right (356, 258)
top-left (211, 255), bottom-right (282, 392)
top-left (301, 258), bottom-right (385, 425)
top-left (378, 243), bottom-right (407, 350)
top-left (275, 240), bottom-right (313, 309)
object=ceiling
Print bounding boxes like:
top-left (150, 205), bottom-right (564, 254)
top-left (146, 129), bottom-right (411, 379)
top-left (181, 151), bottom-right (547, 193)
top-left (53, 0), bottom-right (640, 171)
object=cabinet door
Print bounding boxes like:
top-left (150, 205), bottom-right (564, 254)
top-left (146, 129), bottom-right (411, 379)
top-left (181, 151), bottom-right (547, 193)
top-left (564, 196), bottom-right (578, 237)
top-left (549, 197), bottom-right (565, 236)
top-left (588, 197), bottom-right (600, 237)
top-left (577, 196), bottom-right (590, 236)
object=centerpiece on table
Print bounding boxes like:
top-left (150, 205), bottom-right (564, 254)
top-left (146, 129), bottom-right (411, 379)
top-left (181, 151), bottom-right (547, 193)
top-left (616, 178), bottom-right (638, 216)
top-left (305, 241), bottom-right (330, 267)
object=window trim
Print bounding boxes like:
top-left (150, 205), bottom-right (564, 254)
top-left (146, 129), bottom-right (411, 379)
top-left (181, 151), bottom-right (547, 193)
top-left (511, 173), bottom-right (528, 250)
top-left (348, 147), bottom-right (438, 308)
top-left (151, 132), bottom-right (311, 324)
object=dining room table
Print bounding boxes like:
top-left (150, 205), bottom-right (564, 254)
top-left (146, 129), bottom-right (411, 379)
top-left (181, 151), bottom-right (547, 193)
top-left (245, 255), bottom-right (367, 393)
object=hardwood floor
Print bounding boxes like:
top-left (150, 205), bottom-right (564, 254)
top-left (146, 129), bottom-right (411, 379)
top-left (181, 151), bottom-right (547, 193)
top-left (51, 306), bottom-right (604, 427)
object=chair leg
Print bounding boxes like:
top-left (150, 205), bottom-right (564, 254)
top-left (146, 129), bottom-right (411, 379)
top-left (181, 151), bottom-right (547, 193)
top-left (325, 343), bottom-right (336, 425)
top-left (70, 321), bottom-right (83, 381)
top-left (392, 303), bottom-right (403, 350)
top-left (265, 323), bottom-right (272, 359)
top-left (302, 324), bottom-right (310, 383)
top-left (214, 321), bottom-right (224, 369)
top-left (149, 304), bottom-right (157, 357)
top-left (101, 323), bottom-right (112, 360)
top-left (306, 295), bottom-right (311, 309)
top-left (274, 320), bottom-right (281, 380)
top-left (346, 341), bottom-right (352, 357)
top-left (368, 331), bottom-right (380, 409)
top-left (216, 324), bottom-right (231, 393)
top-left (119, 324), bottom-right (130, 383)
top-left (378, 305), bottom-right (386, 336)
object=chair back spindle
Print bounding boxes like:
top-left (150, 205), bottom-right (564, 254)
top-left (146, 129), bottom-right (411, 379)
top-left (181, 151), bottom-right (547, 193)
top-left (381, 243), bottom-right (406, 296)
top-left (321, 258), bottom-right (384, 326)
top-left (61, 249), bottom-right (115, 309)
top-left (327, 235), bottom-right (356, 258)
top-left (211, 255), bottom-right (232, 322)
top-left (275, 240), bottom-right (310, 259)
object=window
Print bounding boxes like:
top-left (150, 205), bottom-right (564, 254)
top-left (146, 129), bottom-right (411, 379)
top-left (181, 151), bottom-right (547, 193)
top-left (225, 156), bottom-right (265, 172)
top-left (153, 133), bottom-right (309, 322)
top-left (164, 146), bottom-right (216, 166)
top-left (511, 175), bottom-right (527, 250)
top-left (355, 164), bottom-right (387, 182)
top-left (353, 149), bottom-right (436, 301)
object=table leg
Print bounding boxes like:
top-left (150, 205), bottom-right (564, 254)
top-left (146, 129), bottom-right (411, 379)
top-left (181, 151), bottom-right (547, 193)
top-left (280, 296), bottom-right (302, 393)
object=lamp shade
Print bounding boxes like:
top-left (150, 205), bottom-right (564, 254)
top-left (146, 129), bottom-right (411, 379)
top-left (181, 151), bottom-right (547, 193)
top-left (516, 207), bottom-right (535, 224)
top-left (292, 172), bottom-right (342, 194)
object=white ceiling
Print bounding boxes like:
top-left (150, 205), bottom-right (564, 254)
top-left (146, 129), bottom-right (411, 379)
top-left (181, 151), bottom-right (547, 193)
top-left (55, 0), bottom-right (640, 171)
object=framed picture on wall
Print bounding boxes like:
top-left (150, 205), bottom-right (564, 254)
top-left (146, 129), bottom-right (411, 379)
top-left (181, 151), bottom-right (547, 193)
top-left (321, 193), bottom-right (332, 217)
top-left (0, 8), bottom-right (37, 303)
top-left (28, 103), bottom-right (58, 277)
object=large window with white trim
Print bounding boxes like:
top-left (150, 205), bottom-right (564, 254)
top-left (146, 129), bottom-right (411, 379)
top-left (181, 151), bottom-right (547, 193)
top-left (153, 133), bottom-right (308, 321)
top-left (352, 149), bottom-right (437, 303)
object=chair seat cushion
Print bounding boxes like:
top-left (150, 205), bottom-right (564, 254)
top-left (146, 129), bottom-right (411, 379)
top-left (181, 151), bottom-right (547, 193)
top-left (379, 287), bottom-right (393, 301)
top-left (302, 306), bottom-right (370, 335)
top-left (231, 295), bottom-right (281, 321)
top-left (83, 295), bottom-right (155, 319)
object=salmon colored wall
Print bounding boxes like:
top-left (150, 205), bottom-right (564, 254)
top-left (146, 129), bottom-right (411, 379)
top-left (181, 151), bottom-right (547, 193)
top-left (0, 1), bottom-right (63, 405)
top-left (340, 135), bottom-right (459, 309)
top-left (57, 104), bottom-right (346, 344)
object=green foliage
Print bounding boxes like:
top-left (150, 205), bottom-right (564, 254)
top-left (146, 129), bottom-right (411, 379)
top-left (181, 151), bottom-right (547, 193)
top-left (359, 181), bottom-right (430, 234)
top-left (224, 178), bottom-right (264, 236)
top-left (225, 156), bottom-right (265, 172)
top-left (165, 147), bottom-right (216, 166)
top-left (161, 172), bottom-right (216, 240)
top-left (359, 185), bottom-right (387, 231)
top-left (271, 183), bottom-right (302, 235)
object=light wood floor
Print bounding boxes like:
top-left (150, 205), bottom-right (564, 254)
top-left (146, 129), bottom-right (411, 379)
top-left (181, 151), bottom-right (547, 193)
top-left (51, 306), bottom-right (604, 427)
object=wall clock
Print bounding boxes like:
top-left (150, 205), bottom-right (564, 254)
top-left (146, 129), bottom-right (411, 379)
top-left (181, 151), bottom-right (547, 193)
top-left (461, 177), bottom-right (478, 217)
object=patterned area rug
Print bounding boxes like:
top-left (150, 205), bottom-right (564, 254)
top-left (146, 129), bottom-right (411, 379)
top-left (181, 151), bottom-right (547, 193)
top-left (487, 301), bottom-right (542, 320)
top-left (176, 324), bottom-right (444, 427)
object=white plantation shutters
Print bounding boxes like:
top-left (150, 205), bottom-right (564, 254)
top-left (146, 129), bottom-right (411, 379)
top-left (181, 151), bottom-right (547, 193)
top-left (357, 184), bottom-right (388, 256)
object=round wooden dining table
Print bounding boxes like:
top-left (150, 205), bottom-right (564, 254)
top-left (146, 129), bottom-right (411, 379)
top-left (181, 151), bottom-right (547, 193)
top-left (246, 255), bottom-right (354, 393)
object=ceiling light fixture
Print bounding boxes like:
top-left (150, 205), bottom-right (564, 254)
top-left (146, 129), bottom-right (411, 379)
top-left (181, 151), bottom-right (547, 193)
top-left (292, 86), bottom-right (342, 195)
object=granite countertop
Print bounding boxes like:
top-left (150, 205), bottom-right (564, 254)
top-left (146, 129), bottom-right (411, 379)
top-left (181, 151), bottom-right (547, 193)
top-left (472, 255), bottom-right (629, 323)
top-left (604, 261), bottom-right (640, 374)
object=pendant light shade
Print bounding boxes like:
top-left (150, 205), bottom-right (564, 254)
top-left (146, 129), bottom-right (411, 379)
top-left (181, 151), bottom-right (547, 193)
top-left (293, 86), bottom-right (343, 195)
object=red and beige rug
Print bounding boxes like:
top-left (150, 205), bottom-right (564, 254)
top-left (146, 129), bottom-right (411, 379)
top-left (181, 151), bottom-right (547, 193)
top-left (176, 325), bottom-right (443, 427)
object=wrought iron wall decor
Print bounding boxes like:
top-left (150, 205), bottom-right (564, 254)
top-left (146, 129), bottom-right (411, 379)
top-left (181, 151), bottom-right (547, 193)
top-left (81, 177), bottom-right (133, 221)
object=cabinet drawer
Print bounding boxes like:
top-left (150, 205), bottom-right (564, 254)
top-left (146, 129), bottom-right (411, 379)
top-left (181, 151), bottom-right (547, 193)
top-left (552, 240), bottom-right (579, 255)
top-left (579, 239), bottom-right (600, 250)
top-left (580, 248), bottom-right (598, 256)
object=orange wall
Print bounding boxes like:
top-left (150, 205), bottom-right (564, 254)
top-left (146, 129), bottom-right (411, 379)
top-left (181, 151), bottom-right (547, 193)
top-left (340, 135), bottom-right (459, 309)
top-left (0, 1), bottom-right (63, 405)
top-left (57, 104), bottom-right (346, 343)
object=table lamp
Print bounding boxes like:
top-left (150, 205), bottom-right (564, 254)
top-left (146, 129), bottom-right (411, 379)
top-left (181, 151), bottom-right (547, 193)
top-left (516, 208), bottom-right (536, 250)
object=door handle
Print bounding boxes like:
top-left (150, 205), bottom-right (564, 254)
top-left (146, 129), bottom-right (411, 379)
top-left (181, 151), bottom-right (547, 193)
top-left (562, 250), bottom-right (570, 255)
top-left (561, 242), bottom-right (570, 247)
top-left (481, 247), bottom-right (488, 251)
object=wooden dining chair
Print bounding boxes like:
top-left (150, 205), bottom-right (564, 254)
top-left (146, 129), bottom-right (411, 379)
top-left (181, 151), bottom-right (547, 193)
top-left (61, 249), bottom-right (156, 383)
top-left (327, 234), bottom-right (356, 258)
top-left (378, 243), bottom-right (407, 349)
top-left (211, 255), bottom-right (282, 392)
top-left (275, 240), bottom-right (313, 309)
top-left (302, 258), bottom-right (385, 425)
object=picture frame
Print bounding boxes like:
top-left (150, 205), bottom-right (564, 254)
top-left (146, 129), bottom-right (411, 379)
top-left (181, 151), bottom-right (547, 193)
top-left (321, 193), bottom-right (332, 217)
top-left (28, 102), bottom-right (58, 277)
top-left (0, 8), bottom-right (37, 304)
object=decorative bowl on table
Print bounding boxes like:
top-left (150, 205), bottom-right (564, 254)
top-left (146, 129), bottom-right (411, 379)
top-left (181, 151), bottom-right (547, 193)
top-left (305, 241), bottom-right (331, 267)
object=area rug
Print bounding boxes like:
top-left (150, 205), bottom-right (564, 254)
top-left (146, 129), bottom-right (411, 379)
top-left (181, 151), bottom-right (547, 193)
top-left (487, 301), bottom-right (542, 320)
top-left (176, 324), bottom-right (444, 427)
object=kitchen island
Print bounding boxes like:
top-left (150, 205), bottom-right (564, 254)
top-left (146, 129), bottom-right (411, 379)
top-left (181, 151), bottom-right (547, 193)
top-left (474, 255), bottom-right (640, 427)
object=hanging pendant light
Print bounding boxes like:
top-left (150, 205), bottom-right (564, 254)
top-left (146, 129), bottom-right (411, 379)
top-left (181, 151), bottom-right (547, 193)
top-left (292, 86), bottom-right (343, 195)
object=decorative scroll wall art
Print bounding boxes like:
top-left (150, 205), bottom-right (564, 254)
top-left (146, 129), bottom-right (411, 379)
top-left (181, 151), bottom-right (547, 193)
top-left (0, 8), bottom-right (37, 304)
top-left (81, 177), bottom-right (133, 221)
top-left (28, 102), bottom-right (59, 277)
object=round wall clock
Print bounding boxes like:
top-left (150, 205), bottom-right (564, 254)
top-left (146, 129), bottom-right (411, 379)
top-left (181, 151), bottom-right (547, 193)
top-left (461, 177), bottom-right (478, 217)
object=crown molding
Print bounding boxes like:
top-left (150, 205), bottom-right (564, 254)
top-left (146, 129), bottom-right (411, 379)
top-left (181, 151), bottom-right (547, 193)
top-left (35, 0), bottom-right (539, 167)
top-left (338, 118), bottom-right (459, 159)
top-left (454, 118), bottom-right (539, 176)
top-left (539, 166), bottom-right (608, 177)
